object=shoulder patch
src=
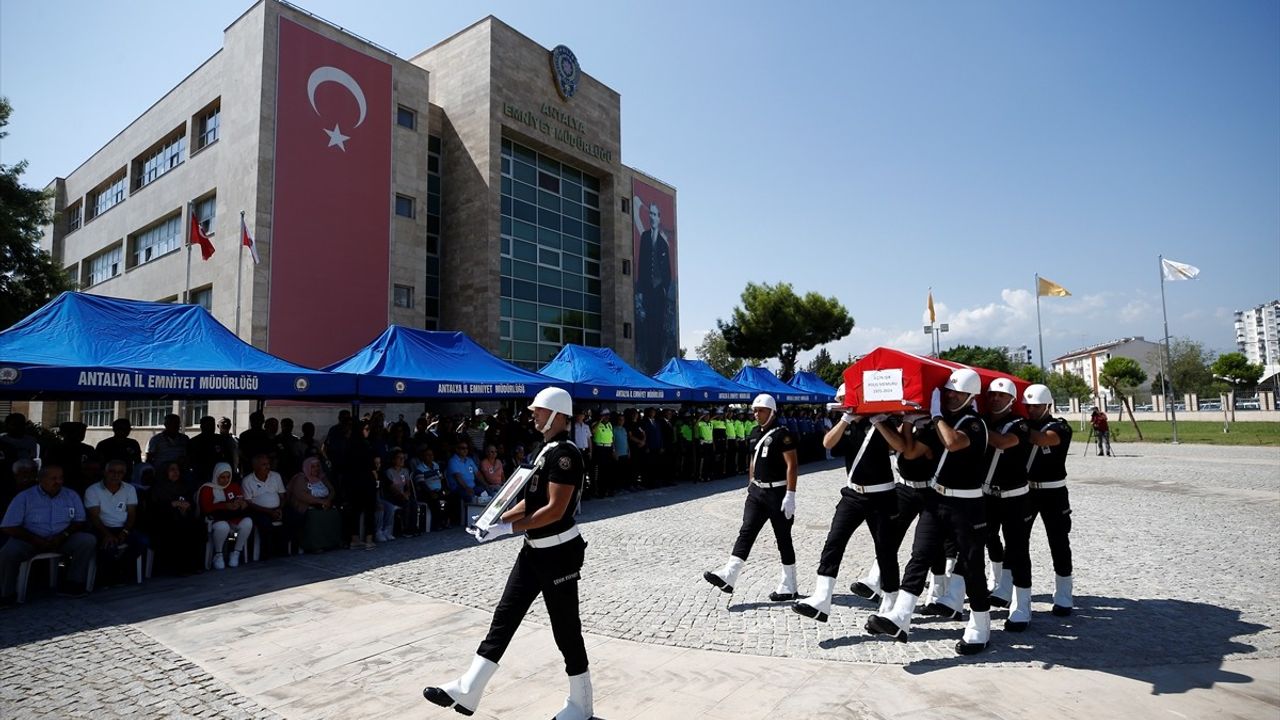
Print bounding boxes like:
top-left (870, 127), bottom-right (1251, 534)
top-left (782, 435), bottom-right (793, 444)
top-left (559, 456), bottom-right (572, 470)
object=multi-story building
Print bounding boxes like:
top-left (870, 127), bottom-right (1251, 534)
top-left (1234, 300), bottom-right (1280, 383)
top-left (1050, 336), bottom-right (1162, 399)
top-left (999, 344), bottom-right (1033, 367)
top-left (34, 0), bottom-right (679, 434)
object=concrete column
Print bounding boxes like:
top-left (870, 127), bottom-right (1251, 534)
top-left (1069, 397), bottom-right (1080, 414)
top-left (1262, 391), bottom-right (1275, 412)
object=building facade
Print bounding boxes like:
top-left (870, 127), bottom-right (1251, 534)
top-left (1050, 336), bottom-right (1162, 399)
top-left (1234, 300), bottom-right (1280, 382)
top-left (34, 1), bottom-right (678, 434)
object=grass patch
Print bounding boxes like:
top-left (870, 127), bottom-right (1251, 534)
top-left (1102, 420), bottom-right (1280, 446)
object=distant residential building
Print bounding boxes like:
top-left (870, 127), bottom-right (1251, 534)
top-left (999, 344), bottom-right (1033, 366)
top-left (1051, 336), bottom-right (1162, 399)
top-left (1234, 300), bottom-right (1280, 383)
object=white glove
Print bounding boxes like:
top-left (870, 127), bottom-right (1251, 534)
top-left (841, 412), bottom-right (857, 425)
top-left (869, 414), bottom-right (889, 425)
top-left (471, 521), bottom-right (513, 543)
top-left (929, 388), bottom-right (943, 419)
top-left (781, 490), bottom-right (796, 520)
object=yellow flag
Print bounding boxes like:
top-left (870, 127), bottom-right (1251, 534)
top-left (1037, 276), bottom-right (1071, 297)
top-left (927, 289), bottom-right (936, 323)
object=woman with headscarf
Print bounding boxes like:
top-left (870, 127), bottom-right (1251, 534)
top-left (146, 461), bottom-right (206, 575)
top-left (287, 457), bottom-right (343, 552)
top-left (197, 462), bottom-right (254, 569)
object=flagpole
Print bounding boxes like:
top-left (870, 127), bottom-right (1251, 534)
top-left (1035, 274), bottom-right (1045, 371)
top-left (1158, 255), bottom-right (1180, 444)
top-left (236, 212), bottom-right (245, 339)
top-left (184, 202), bottom-right (193, 303)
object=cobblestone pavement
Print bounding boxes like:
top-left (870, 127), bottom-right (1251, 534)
top-left (1, 442), bottom-right (1276, 717)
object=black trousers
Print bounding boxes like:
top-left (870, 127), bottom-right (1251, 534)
top-left (879, 485), bottom-right (949, 577)
top-left (591, 447), bottom-right (614, 496)
top-left (816, 487), bottom-right (899, 591)
top-left (984, 492), bottom-right (1033, 588)
top-left (477, 536), bottom-right (589, 675)
top-left (730, 485), bottom-right (795, 565)
top-left (901, 493), bottom-right (990, 612)
top-left (1029, 487), bottom-right (1072, 576)
top-left (696, 442), bottom-right (714, 480)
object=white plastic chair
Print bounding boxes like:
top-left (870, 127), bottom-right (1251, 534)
top-left (17, 551), bottom-right (97, 603)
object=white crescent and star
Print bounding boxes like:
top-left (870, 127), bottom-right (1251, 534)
top-left (306, 65), bottom-right (367, 151)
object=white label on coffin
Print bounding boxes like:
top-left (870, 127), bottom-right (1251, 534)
top-left (863, 369), bottom-right (904, 402)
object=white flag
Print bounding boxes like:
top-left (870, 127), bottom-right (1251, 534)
top-left (1161, 257), bottom-right (1199, 281)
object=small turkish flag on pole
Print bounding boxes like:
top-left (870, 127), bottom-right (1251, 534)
top-left (241, 212), bottom-right (259, 264)
top-left (189, 207), bottom-right (215, 260)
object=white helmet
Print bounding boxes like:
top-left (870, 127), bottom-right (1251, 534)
top-left (1023, 384), bottom-right (1053, 406)
top-left (835, 383), bottom-right (846, 402)
top-left (988, 377), bottom-right (1018, 397)
top-left (751, 394), bottom-right (778, 412)
top-left (529, 387), bottom-right (574, 420)
top-left (943, 368), bottom-right (982, 396)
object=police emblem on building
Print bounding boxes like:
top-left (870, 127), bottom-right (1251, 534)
top-left (0, 367), bottom-right (19, 385)
top-left (294, 377), bottom-right (309, 392)
top-left (550, 45), bottom-right (580, 100)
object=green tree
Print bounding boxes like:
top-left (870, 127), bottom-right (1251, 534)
top-left (1100, 357), bottom-right (1147, 440)
top-left (0, 97), bottom-right (74, 329)
top-left (695, 328), bottom-right (751, 378)
top-left (939, 345), bottom-right (1013, 373)
top-left (1210, 352), bottom-right (1264, 390)
top-left (1045, 370), bottom-right (1094, 403)
top-left (718, 282), bottom-right (854, 381)
top-left (1147, 338), bottom-right (1217, 397)
top-left (1013, 364), bottom-right (1046, 384)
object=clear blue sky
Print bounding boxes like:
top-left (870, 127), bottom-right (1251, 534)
top-left (3, 0), bottom-right (1277, 366)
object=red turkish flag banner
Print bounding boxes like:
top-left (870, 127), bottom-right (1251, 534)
top-left (189, 209), bottom-right (215, 260)
top-left (270, 18), bottom-right (392, 368)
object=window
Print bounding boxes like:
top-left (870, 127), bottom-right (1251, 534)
top-left (190, 286), bottom-right (212, 311)
top-left (54, 401), bottom-right (73, 426)
top-left (65, 202), bottom-right (82, 233)
top-left (623, 322), bottom-right (632, 339)
top-left (622, 259), bottom-right (631, 276)
top-left (393, 284), bottom-right (414, 308)
top-left (621, 197), bottom-right (630, 214)
top-left (82, 400), bottom-right (115, 428)
top-left (131, 214), bottom-right (182, 267)
top-left (86, 244), bottom-right (123, 286)
top-left (197, 105), bottom-right (220, 149)
top-left (88, 173), bottom-right (127, 219)
top-left (181, 400), bottom-right (208, 428)
top-left (133, 130), bottom-right (186, 191)
top-left (195, 194), bottom-right (217, 234)
top-left (127, 399), bottom-right (171, 428)
top-left (397, 106), bottom-right (417, 129)
top-left (395, 194), bottom-right (415, 218)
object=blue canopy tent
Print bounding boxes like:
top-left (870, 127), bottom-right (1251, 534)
top-left (0, 292), bottom-right (356, 399)
top-left (787, 370), bottom-right (839, 401)
top-left (731, 366), bottom-right (823, 404)
top-left (539, 345), bottom-right (686, 402)
top-left (651, 358), bottom-right (754, 403)
top-left (325, 325), bottom-right (554, 400)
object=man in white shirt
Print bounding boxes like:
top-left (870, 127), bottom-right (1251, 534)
top-left (242, 453), bottom-right (286, 557)
top-left (84, 460), bottom-right (145, 585)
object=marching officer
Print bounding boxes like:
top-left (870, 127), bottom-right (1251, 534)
top-left (867, 368), bottom-right (994, 655)
top-left (1023, 383), bottom-right (1075, 616)
top-left (980, 378), bottom-right (1034, 631)
top-left (424, 387), bottom-right (593, 720)
top-left (703, 394), bottom-right (800, 601)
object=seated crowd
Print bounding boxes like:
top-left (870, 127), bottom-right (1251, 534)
top-left (0, 404), bottom-right (836, 603)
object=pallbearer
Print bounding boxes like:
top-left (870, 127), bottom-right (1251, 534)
top-left (703, 394), bottom-right (801, 601)
top-left (1023, 383), bottom-right (1076, 616)
top-left (979, 378), bottom-right (1034, 632)
top-left (424, 387), bottom-right (593, 720)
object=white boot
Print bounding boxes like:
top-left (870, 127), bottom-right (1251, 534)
top-left (703, 556), bottom-right (745, 594)
top-left (554, 671), bottom-right (593, 720)
top-left (923, 572), bottom-right (948, 606)
top-left (989, 568), bottom-right (1013, 608)
top-left (986, 560), bottom-right (1003, 591)
top-left (926, 574), bottom-right (966, 620)
top-left (876, 590), bottom-right (898, 616)
top-left (850, 561), bottom-right (882, 600)
top-left (1005, 586), bottom-right (1031, 632)
top-left (866, 590), bottom-right (917, 641)
top-left (956, 610), bottom-right (991, 655)
top-left (769, 564), bottom-right (798, 601)
top-left (423, 654), bottom-right (499, 715)
top-left (793, 575), bottom-right (836, 622)
top-left (944, 556), bottom-right (958, 576)
top-left (1052, 574), bottom-right (1073, 616)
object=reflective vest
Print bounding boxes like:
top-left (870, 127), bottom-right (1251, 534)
top-left (678, 423), bottom-right (694, 441)
top-left (725, 421), bottom-right (739, 440)
top-left (592, 422), bottom-right (614, 446)
top-left (697, 421), bottom-right (714, 443)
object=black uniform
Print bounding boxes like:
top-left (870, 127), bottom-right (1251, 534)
top-left (477, 432), bottom-right (589, 676)
top-left (815, 419), bottom-right (899, 589)
top-left (874, 420), bottom-right (950, 578)
top-left (982, 414), bottom-right (1033, 590)
top-left (1026, 415), bottom-right (1073, 578)
top-left (899, 408), bottom-right (990, 611)
top-left (730, 422), bottom-right (798, 564)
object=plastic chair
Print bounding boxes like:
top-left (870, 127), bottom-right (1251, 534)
top-left (17, 551), bottom-right (97, 603)
top-left (204, 520), bottom-right (253, 569)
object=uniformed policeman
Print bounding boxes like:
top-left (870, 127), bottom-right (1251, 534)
top-left (710, 409), bottom-right (729, 477)
top-left (723, 409), bottom-right (740, 475)
top-left (1023, 383), bottom-right (1075, 616)
top-left (867, 368), bottom-right (994, 655)
top-left (424, 387), bottom-right (593, 720)
top-left (979, 378), bottom-right (1034, 631)
top-left (675, 411), bottom-right (695, 481)
top-left (695, 410), bottom-right (714, 482)
top-left (738, 410), bottom-right (755, 476)
top-left (590, 409), bottom-right (614, 498)
top-left (793, 384), bottom-right (901, 623)
top-left (703, 394), bottom-right (801, 601)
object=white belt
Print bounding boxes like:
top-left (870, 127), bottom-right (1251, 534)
top-left (1030, 480), bottom-right (1067, 490)
top-left (751, 479), bottom-right (788, 489)
top-left (930, 482), bottom-right (984, 499)
top-left (897, 479), bottom-right (931, 490)
top-left (847, 481), bottom-right (896, 494)
top-left (984, 485), bottom-right (1029, 498)
top-left (525, 525), bottom-right (581, 549)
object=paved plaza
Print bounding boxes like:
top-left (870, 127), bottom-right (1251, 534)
top-left (2, 442), bottom-right (1278, 719)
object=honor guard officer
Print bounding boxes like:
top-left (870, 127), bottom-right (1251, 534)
top-left (703, 394), bottom-right (801, 601)
top-left (1023, 383), bottom-right (1075, 616)
top-left (424, 387), bottom-right (593, 720)
top-left (868, 368), bottom-right (994, 655)
top-left (979, 378), bottom-right (1034, 632)
top-left (793, 388), bottom-right (901, 623)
